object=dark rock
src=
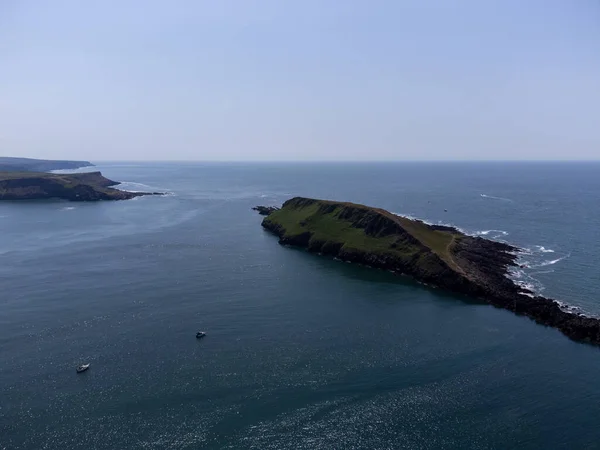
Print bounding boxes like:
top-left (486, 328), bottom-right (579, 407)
top-left (252, 205), bottom-right (280, 216)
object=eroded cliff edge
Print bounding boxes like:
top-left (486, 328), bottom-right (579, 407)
top-left (258, 197), bottom-right (600, 346)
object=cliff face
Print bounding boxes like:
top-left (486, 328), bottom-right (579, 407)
top-left (0, 172), bottom-right (157, 201)
top-left (259, 197), bottom-right (600, 346)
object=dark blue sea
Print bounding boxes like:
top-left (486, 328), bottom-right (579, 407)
top-left (1, 162), bottom-right (599, 449)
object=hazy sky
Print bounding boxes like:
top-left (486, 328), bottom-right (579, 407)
top-left (1, 1), bottom-right (599, 161)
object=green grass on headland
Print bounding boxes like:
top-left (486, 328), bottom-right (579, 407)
top-left (264, 198), bottom-right (461, 270)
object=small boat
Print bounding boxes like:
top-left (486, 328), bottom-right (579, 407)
top-left (76, 364), bottom-right (90, 373)
top-left (196, 331), bottom-right (206, 339)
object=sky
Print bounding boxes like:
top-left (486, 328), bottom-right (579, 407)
top-left (1, 0), bottom-right (599, 161)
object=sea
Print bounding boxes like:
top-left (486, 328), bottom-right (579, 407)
top-left (1, 161), bottom-right (599, 450)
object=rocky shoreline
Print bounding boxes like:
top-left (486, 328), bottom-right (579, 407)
top-left (255, 198), bottom-right (600, 346)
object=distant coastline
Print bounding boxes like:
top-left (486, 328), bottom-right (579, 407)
top-left (0, 157), bottom-right (162, 201)
top-left (0, 156), bottom-right (93, 173)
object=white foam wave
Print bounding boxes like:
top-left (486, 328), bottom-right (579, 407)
top-left (520, 253), bottom-right (570, 269)
top-left (365, 211), bottom-right (578, 307)
top-left (511, 245), bottom-right (571, 297)
top-left (535, 245), bottom-right (555, 253)
top-left (537, 254), bottom-right (570, 267)
top-left (509, 269), bottom-right (523, 279)
top-left (510, 268), bottom-right (540, 293)
top-left (117, 181), bottom-right (170, 194)
top-left (440, 222), bottom-right (469, 234)
top-left (119, 181), bottom-right (152, 188)
top-left (521, 290), bottom-right (536, 298)
top-left (392, 212), bottom-right (578, 309)
top-left (393, 213), bottom-right (426, 223)
top-left (518, 283), bottom-right (537, 294)
top-left (392, 213), bottom-right (480, 236)
top-left (475, 229), bottom-right (509, 239)
top-left (61, 206), bottom-right (76, 211)
top-left (480, 194), bottom-right (513, 202)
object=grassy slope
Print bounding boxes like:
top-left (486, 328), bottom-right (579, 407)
top-left (0, 157), bottom-right (92, 172)
top-left (0, 172), bottom-right (127, 199)
top-left (264, 199), bottom-right (461, 271)
top-left (0, 171), bottom-right (113, 187)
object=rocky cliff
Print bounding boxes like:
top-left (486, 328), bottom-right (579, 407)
top-left (0, 171), bottom-right (160, 201)
top-left (258, 197), bottom-right (600, 346)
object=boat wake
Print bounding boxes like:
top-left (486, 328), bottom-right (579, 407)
top-left (480, 194), bottom-right (513, 202)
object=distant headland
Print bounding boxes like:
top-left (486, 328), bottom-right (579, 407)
top-left (255, 197), bottom-right (600, 347)
top-left (0, 157), bottom-right (93, 172)
top-left (0, 157), bottom-right (162, 201)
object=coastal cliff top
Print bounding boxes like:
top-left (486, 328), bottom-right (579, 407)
top-left (0, 171), bottom-right (156, 201)
top-left (263, 197), bottom-right (521, 298)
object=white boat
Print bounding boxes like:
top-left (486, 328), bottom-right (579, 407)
top-left (196, 331), bottom-right (206, 339)
top-left (76, 363), bottom-right (90, 373)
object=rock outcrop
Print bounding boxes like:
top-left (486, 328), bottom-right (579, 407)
top-left (252, 206), bottom-right (279, 216)
top-left (256, 197), bottom-right (600, 346)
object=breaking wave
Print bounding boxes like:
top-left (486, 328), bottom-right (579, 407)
top-left (117, 181), bottom-right (171, 194)
top-left (536, 254), bottom-right (570, 267)
top-left (392, 213), bottom-right (469, 234)
top-left (511, 247), bottom-right (571, 296)
top-left (391, 212), bottom-right (571, 298)
top-left (474, 229), bottom-right (509, 240)
top-left (518, 253), bottom-right (570, 269)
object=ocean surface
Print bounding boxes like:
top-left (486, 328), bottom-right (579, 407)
top-left (1, 162), bottom-right (600, 449)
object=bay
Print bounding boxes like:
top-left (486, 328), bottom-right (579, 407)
top-left (1, 162), bottom-right (599, 449)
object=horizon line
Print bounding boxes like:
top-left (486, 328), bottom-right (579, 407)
top-left (82, 159), bottom-right (600, 163)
